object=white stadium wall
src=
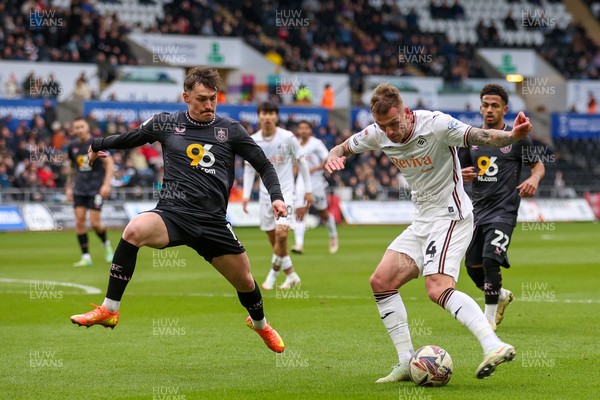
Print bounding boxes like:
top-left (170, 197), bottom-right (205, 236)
top-left (0, 60), bottom-right (99, 102)
top-left (99, 66), bottom-right (186, 103)
top-left (567, 81), bottom-right (600, 114)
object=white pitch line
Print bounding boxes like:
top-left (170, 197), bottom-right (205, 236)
top-left (140, 292), bottom-right (600, 304)
top-left (1, 280), bottom-right (597, 304)
top-left (0, 278), bottom-right (102, 294)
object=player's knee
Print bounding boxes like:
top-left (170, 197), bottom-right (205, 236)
top-left (369, 272), bottom-right (382, 291)
top-left (90, 221), bottom-right (102, 231)
top-left (425, 277), bottom-right (452, 303)
top-left (426, 285), bottom-right (446, 303)
top-left (370, 270), bottom-right (392, 292)
top-left (122, 222), bottom-right (145, 247)
top-left (240, 275), bottom-right (256, 292)
top-left (276, 227), bottom-right (289, 241)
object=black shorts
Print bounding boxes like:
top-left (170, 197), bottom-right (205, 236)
top-left (465, 223), bottom-right (514, 268)
top-left (148, 207), bottom-right (245, 263)
top-left (73, 194), bottom-right (103, 210)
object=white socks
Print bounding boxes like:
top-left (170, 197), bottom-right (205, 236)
top-left (284, 271), bottom-right (300, 282)
top-left (271, 254), bottom-right (282, 269)
top-left (294, 214), bottom-right (337, 248)
top-left (442, 289), bottom-right (503, 353)
top-left (280, 255), bottom-right (293, 271)
top-left (499, 287), bottom-right (508, 301)
top-left (326, 214), bottom-right (337, 238)
top-left (376, 292), bottom-right (414, 364)
top-left (294, 221), bottom-right (306, 248)
top-left (484, 304), bottom-right (498, 323)
top-left (266, 268), bottom-right (279, 281)
top-left (251, 317), bottom-right (267, 330)
top-left (485, 287), bottom-right (508, 323)
top-left (102, 298), bottom-right (120, 313)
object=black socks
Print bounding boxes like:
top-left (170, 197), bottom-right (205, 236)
top-left (106, 239), bottom-right (139, 301)
top-left (237, 281), bottom-right (265, 321)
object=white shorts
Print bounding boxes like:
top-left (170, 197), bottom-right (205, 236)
top-left (387, 213), bottom-right (474, 281)
top-left (259, 193), bottom-right (296, 231)
top-left (296, 186), bottom-right (328, 211)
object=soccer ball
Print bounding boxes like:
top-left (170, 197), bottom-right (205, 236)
top-left (408, 345), bottom-right (453, 387)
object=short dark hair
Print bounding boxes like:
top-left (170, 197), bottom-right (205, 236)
top-left (297, 120), bottom-right (312, 129)
top-left (480, 84), bottom-right (509, 105)
top-left (370, 83), bottom-right (402, 116)
top-left (257, 101), bottom-right (279, 114)
top-left (184, 66), bottom-right (221, 92)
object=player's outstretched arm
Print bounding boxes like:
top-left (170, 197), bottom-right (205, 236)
top-left (325, 140), bottom-right (351, 173)
top-left (90, 129), bottom-right (155, 154)
top-left (467, 112), bottom-right (533, 147)
top-left (89, 114), bottom-right (166, 157)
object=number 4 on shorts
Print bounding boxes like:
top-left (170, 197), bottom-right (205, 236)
top-left (426, 241), bottom-right (437, 256)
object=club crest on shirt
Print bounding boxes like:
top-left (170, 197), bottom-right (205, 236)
top-left (214, 127), bottom-right (228, 142)
top-left (416, 136), bottom-right (427, 148)
top-left (447, 118), bottom-right (459, 130)
top-left (500, 144), bottom-right (512, 154)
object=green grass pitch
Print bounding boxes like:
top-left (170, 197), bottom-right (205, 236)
top-left (1, 222), bottom-right (599, 399)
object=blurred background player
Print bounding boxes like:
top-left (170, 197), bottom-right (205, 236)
top-left (292, 120), bottom-right (339, 255)
top-left (66, 117), bottom-right (114, 267)
top-left (459, 84), bottom-right (545, 330)
top-left (243, 101), bottom-right (313, 290)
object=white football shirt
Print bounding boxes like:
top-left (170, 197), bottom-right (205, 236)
top-left (296, 136), bottom-right (329, 194)
top-left (244, 126), bottom-right (302, 202)
top-left (348, 110), bottom-right (473, 222)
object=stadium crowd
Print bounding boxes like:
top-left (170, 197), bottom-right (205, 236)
top-left (1, 0), bottom-right (600, 96)
top-left (0, 0), bottom-right (598, 199)
top-left (0, 98), bottom-right (419, 202)
top-left (3, 101), bottom-right (581, 205)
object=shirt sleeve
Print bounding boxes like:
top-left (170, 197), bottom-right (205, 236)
top-left (242, 161), bottom-right (256, 200)
top-left (316, 139), bottom-right (329, 164)
top-left (347, 124), bottom-right (381, 154)
top-left (90, 113), bottom-right (166, 151)
top-left (431, 112), bottom-right (471, 148)
top-left (288, 135), bottom-right (302, 161)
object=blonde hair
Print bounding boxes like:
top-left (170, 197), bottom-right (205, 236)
top-left (370, 83), bottom-right (403, 116)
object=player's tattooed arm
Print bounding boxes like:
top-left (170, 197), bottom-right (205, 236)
top-left (467, 111), bottom-right (532, 148)
top-left (328, 140), bottom-right (352, 158)
top-left (467, 127), bottom-right (515, 147)
top-left (324, 140), bottom-right (352, 173)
